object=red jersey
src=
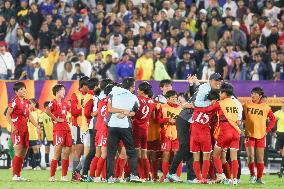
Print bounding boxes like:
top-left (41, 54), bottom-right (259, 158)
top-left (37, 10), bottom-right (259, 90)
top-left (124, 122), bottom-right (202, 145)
top-left (49, 99), bottom-right (70, 131)
top-left (95, 97), bottom-right (108, 131)
top-left (191, 108), bottom-right (215, 129)
top-left (133, 96), bottom-right (155, 128)
top-left (8, 96), bottom-right (30, 132)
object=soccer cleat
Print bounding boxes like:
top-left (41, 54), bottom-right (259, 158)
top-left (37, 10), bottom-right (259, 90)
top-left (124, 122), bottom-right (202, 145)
top-left (107, 176), bottom-right (116, 184)
top-left (61, 176), bottom-right (69, 182)
top-left (12, 175), bottom-right (20, 181)
top-left (129, 174), bottom-right (142, 183)
top-left (232, 178), bottom-right (238, 185)
top-left (80, 175), bottom-right (94, 182)
top-left (49, 176), bottom-right (56, 182)
top-left (256, 179), bottom-right (265, 184)
top-left (93, 177), bottom-right (101, 183)
top-left (33, 166), bottom-right (41, 171)
top-left (166, 173), bottom-right (183, 183)
top-left (221, 179), bottom-right (232, 185)
top-left (101, 178), bottom-right (107, 183)
top-left (200, 178), bottom-right (209, 184)
top-left (186, 178), bottom-right (199, 184)
top-left (71, 170), bottom-right (81, 182)
top-left (249, 176), bottom-right (257, 184)
top-left (216, 173), bottom-right (226, 183)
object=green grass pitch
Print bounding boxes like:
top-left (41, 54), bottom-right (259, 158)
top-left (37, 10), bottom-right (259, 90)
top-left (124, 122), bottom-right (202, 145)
top-left (0, 169), bottom-right (283, 189)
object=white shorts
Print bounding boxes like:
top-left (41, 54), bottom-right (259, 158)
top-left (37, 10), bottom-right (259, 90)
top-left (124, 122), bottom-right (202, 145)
top-left (72, 126), bottom-right (84, 145)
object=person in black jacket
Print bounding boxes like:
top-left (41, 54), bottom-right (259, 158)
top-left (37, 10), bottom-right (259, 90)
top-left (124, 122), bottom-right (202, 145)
top-left (167, 75), bottom-right (199, 183)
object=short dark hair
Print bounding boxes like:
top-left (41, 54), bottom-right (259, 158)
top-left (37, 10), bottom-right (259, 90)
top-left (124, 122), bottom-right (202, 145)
top-left (79, 76), bottom-right (89, 89)
top-left (251, 87), bottom-right (264, 96)
top-left (160, 79), bottom-right (172, 88)
top-left (13, 82), bottom-right (26, 92)
top-left (75, 63), bottom-right (81, 67)
top-left (207, 89), bottom-right (220, 101)
top-left (121, 77), bottom-right (135, 90)
top-left (52, 84), bottom-right (65, 96)
top-left (100, 78), bottom-right (113, 91)
top-left (165, 90), bottom-right (177, 99)
top-left (88, 78), bottom-right (99, 90)
top-left (104, 84), bottom-right (114, 95)
top-left (220, 83), bottom-right (234, 96)
top-left (44, 101), bottom-right (50, 108)
top-left (30, 98), bottom-right (39, 109)
top-left (138, 82), bottom-right (152, 96)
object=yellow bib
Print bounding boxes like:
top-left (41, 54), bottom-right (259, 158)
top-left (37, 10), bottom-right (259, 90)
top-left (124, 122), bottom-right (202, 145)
top-left (219, 98), bottom-right (240, 133)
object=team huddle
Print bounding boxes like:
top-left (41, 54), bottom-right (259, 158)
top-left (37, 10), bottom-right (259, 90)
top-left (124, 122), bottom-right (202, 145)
top-left (6, 74), bottom-right (279, 185)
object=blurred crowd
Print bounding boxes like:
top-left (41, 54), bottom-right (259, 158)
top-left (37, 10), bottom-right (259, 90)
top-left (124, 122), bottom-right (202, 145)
top-left (0, 0), bottom-right (283, 81)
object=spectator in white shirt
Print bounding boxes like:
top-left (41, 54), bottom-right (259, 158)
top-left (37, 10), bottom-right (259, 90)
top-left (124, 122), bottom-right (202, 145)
top-left (222, 0), bottom-right (238, 18)
top-left (0, 43), bottom-right (15, 79)
top-left (77, 51), bottom-right (92, 77)
top-left (110, 34), bottom-right (126, 58)
top-left (264, 0), bottom-right (281, 24)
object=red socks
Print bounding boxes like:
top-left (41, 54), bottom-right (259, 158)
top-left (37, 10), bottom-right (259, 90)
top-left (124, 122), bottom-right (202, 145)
top-left (143, 158), bottom-right (150, 179)
top-left (62, 159), bottom-right (69, 177)
top-left (213, 156), bottom-right (223, 174)
top-left (248, 162), bottom-right (255, 176)
top-left (89, 156), bottom-right (99, 177)
top-left (162, 162), bottom-right (169, 178)
top-left (124, 161), bottom-right (130, 178)
top-left (50, 159), bottom-right (58, 177)
top-left (150, 159), bottom-right (158, 180)
top-left (202, 160), bottom-right (210, 179)
top-left (13, 156), bottom-right (24, 177)
top-left (102, 161), bottom-right (106, 179)
top-left (96, 158), bottom-right (106, 177)
top-left (223, 161), bottom-right (231, 179)
top-left (231, 160), bottom-right (239, 179)
top-left (257, 163), bottom-right (264, 180)
top-left (177, 162), bottom-right (182, 177)
top-left (138, 158), bottom-right (145, 179)
top-left (209, 161), bottom-right (216, 180)
top-left (193, 161), bottom-right (202, 180)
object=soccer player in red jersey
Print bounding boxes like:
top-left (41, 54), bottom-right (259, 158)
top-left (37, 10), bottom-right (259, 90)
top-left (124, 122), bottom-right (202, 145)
top-left (197, 83), bottom-right (241, 185)
top-left (132, 82), bottom-right (155, 181)
top-left (190, 90), bottom-right (220, 184)
top-left (46, 84), bottom-right (72, 182)
top-left (6, 82), bottom-right (40, 181)
top-left (92, 84), bottom-right (114, 182)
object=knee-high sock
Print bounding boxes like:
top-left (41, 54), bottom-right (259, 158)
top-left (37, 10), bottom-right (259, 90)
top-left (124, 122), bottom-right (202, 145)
top-left (257, 163), bottom-right (264, 180)
top-left (89, 156), bottom-right (99, 177)
top-left (72, 157), bottom-right (80, 172)
top-left (124, 161), bottom-right (130, 178)
top-left (62, 159), bottom-right (69, 177)
top-left (193, 161), bottom-right (202, 180)
top-left (138, 158), bottom-right (145, 179)
top-left (213, 156), bottom-right (223, 174)
top-left (176, 162), bottom-right (182, 177)
top-left (150, 159), bottom-right (158, 180)
top-left (162, 162), bottom-right (169, 178)
top-left (102, 161), bottom-right (106, 179)
top-left (12, 156), bottom-right (22, 177)
top-left (223, 161), bottom-right (231, 179)
top-left (45, 153), bottom-right (50, 167)
top-left (50, 159), bottom-right (58, 177)
top-left (209, 160), bottom-right (216, 180)
top-left (248, 162), bottom-right (255, 176)
top-left (231, 160), bottom-right (239, 179)
top-left (202, 160), bottom-right (210, 179)
top-left (96, 158), bottom-right (106, 177)
top-left (143, 158), bottom-right (150, 179)
top-left (114, 158), bottom-right (119, 178)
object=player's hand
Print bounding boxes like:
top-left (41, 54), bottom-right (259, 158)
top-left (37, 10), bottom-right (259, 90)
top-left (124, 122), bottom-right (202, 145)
top-left (11, 125), bottom-right (18, 135)
top-left (187, 74), bottom-right (194, 84)
top-left (237, 120), bottom-right (242, 126)
top-left (169, 118), bottom-right (175, 124)
top-left (117, 113), bottom-right (126, 119)
top-left (56, 118), bottom-right (64, 123)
